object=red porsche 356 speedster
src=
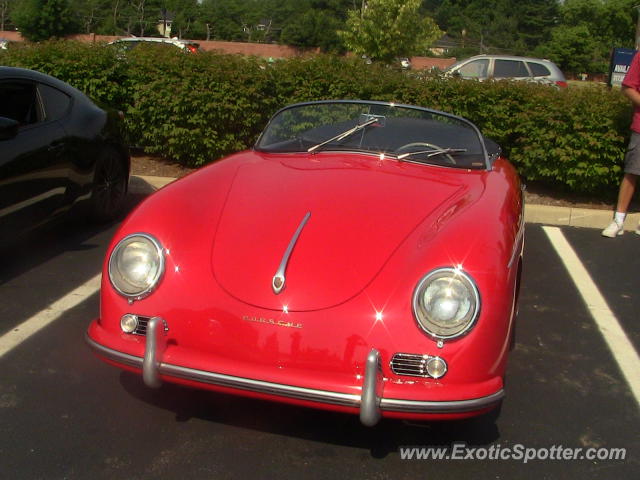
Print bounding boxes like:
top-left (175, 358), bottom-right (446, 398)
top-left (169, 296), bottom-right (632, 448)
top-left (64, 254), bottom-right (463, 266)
top-left (87, 100), bottom-right (524, 426)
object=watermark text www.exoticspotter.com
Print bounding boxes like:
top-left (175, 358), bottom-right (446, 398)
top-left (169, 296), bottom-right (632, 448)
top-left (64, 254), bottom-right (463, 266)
top-left (399, 444), bottom-right (627, 464)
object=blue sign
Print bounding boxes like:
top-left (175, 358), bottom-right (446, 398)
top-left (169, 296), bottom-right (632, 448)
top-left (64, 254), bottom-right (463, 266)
top-left (610, 48), bottom-right (637, 87)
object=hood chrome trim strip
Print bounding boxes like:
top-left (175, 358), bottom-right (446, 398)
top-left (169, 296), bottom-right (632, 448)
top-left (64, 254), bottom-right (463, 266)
top-left (272, 211), bottom-right (311, 294)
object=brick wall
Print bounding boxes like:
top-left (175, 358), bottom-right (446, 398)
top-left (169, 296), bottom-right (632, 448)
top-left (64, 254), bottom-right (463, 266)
top-left (411, 57), bottom-right (457, 70)
top-left (0, 30), bottom-right (22, 41)
top-left (0, 30), bottom-right (455, 70)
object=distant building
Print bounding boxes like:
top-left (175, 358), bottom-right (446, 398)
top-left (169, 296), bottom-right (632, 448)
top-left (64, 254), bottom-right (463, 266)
top-left (157, 10), bottom-right (175, 38)
top-left (256, 19), bottom-right (272, 32)
top-left (429, 35), bottom-right (459, 56)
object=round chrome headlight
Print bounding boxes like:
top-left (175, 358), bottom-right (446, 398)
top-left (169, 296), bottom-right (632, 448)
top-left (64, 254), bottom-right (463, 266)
top-left (412, 268), bottom-right (480, 340)
top-left (108, 233), bottom-right (165, 299)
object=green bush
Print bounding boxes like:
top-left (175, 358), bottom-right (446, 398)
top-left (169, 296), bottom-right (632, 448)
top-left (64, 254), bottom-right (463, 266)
top-left (0, 41), bottom-right (131, 110)
top-left (0, 41), bottom-right (632, 193)
top-left (123, 49), bottom-right (276, 166)
top-left (506, 84), bottom-right (629, 192)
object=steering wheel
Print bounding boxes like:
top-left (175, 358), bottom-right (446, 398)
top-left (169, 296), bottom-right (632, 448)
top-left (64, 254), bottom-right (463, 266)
top-left (396, 142), bottom-right (456, 164)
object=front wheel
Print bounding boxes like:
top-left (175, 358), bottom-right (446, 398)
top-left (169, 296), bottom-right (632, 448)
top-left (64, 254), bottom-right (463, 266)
top-left (89, 146), bottom-right (128, 222)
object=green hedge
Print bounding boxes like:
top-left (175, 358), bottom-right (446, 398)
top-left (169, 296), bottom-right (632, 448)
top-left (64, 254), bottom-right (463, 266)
top-left (0, 41), bottom-right (131, 111)
top-left (0, 40), bottom-right (632, 193)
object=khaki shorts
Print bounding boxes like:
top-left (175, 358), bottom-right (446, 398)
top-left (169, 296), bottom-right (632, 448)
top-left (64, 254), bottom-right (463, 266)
top-left (625, 132), bottom-right (640, 175)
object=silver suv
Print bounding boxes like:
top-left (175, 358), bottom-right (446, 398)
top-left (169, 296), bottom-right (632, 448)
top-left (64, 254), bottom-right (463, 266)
top-left (445, 55), bottom-right (567, 88)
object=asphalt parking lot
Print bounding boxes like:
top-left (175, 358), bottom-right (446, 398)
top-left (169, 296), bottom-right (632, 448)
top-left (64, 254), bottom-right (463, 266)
top-left (0, 191), bottom-right (638, 480)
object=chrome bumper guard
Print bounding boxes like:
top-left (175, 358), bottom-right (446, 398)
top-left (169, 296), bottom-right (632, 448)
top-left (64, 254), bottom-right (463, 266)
top-left (142, 317), bottom-right (167, 388)
top-left (360, 349), bottom-right (383, 426)
top-left (87, 318), bottom-right (504, 427)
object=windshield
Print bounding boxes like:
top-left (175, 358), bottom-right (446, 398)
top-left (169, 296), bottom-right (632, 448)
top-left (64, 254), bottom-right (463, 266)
top-left (255, 101), bottom-right (489, 169)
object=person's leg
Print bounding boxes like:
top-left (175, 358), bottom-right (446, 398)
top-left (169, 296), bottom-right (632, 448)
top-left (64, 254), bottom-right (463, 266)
top-left (603, 174), bottom-right (637, 236)
top-left (602, 134), bottom-right (640, 237)
top-left (615, 173), bottom-right (638, 213)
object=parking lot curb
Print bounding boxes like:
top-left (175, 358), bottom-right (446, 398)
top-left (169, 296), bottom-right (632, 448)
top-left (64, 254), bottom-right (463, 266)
top-left (130, 175), bottom-right (639, 232)
top-left (129, 175), bottom-right (176, 195)
top-left (525, 204), bottom-right (639, 232)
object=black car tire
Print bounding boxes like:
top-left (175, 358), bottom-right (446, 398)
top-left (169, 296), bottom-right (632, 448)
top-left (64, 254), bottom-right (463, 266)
top-left (484, 399), bottom-right (503, 424)
top-left (89, 146), bottom-right (128, 222)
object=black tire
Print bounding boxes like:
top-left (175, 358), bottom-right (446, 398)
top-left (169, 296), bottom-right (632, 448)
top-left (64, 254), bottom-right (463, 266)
top-left (484, 399), bottom-right (503, 424)
top-left (89, 146), bottom-right (128, 222)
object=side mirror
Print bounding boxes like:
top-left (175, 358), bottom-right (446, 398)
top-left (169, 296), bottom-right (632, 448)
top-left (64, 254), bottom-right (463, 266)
top-left (0, 116), bottom-right (19, 141)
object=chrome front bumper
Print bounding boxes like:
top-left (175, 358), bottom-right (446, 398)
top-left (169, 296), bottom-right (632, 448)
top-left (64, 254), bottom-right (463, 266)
top-left (87, 317), bottom-right (504, 426)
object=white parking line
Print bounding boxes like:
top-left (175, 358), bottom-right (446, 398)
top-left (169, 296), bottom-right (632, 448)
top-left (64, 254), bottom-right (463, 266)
top-left (0, 273), bottom-right (101, 360)
top-left (543, 226), bottom-right (640, 408)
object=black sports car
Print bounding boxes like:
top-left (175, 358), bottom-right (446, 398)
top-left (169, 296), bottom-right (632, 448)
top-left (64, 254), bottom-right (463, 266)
top-left (0, 67), bottom-right (130, 243)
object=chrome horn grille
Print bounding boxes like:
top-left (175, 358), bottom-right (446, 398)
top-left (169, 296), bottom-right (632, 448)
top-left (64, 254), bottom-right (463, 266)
top-left (390, 352), bottom-right (448, 379)
top-left (131, 315), bottom-right (150, 336)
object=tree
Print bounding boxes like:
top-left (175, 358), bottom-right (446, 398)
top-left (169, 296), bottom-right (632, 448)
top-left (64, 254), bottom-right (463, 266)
top-left (560, 0), bottom-right (635, 48)
top-left (281, 10), bottom-right (344, 52)
top-left (111, 0), bottom-right (165, 36)
top-left (164, 0), bottom-right (200, 38)
top-left (70, 0), bottom-right (111, 34)
top-left (129, 0), bottom-right (150, 36)
top-left (199, 0), bottom-right (251, 41)
top-left (339, 0), bottom-right (442, 63)
top-left (1, 0), bottom-right (16, 31)
top-left (603, 0), bottom-right (637, 48)
top-left (536, 24), bottom-right (605, 73)
top-left (431, 0), bottom-right (559, 55)
top-left (534, 0), bottom-right (638, 73)
top-left (514, 0), bottom-right (559, 49)
top-left (12, 0), bottom-right (79, 41)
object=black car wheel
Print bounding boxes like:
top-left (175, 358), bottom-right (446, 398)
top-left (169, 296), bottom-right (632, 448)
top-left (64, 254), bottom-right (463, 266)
top-left (90, 146), bottom-right (128, 222)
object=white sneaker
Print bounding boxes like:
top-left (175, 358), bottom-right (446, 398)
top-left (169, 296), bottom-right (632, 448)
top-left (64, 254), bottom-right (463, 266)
top-left (602, 220), bottom-right (624, 237)
top-left (636, 223), bottom-right (640, 235)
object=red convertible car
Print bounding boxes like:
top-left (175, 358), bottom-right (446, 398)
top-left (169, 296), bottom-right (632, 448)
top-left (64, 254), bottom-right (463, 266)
top-left (87, 100), bottom-right (524, 426)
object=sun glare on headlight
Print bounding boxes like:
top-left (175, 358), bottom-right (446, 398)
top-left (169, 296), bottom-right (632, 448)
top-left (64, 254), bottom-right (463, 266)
top-left (108, 233), bottom-right (165, 299)
top-left (412, 268), bottom-right (480, 340)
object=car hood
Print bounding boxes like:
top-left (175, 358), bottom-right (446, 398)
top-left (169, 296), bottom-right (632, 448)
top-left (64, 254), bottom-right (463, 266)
top-left (211, 152), bottom-right (469, 311)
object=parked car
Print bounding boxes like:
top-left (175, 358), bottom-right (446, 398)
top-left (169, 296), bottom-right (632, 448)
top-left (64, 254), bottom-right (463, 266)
top-left (445, 55), bottom-right (568, 88)
top-left (86, 100), bottom-right (524, 426)
top-left (107, 37), bottom-right (201, 54)
top-left (361, 55), bottom-right (412, 69)
top-left (0, 67), bottom-right (130, 243)
top-left (399, 57), bottom-right (411, 69)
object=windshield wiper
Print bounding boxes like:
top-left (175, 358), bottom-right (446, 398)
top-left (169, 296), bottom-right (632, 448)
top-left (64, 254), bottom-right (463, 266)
top-left (397, 147), bottom-right (467, 160)
top-left (307, 117), bottom-right (379, 153)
